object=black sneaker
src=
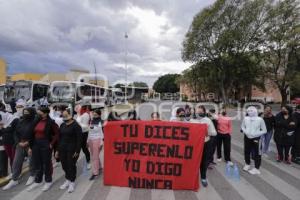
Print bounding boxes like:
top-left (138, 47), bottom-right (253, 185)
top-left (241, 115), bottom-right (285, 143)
top-left (89, 175), bottom-right (98, 181)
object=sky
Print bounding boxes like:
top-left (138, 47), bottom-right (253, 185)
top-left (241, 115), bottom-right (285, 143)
top-left (0, 0), bottom-right (215, 86)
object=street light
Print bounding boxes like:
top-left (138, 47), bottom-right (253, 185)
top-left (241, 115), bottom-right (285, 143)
top-left (124, 32), bottom-right (128, 103)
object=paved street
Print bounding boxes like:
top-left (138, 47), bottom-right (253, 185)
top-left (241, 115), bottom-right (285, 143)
top-left (1, 101), bottom-right (300, 200)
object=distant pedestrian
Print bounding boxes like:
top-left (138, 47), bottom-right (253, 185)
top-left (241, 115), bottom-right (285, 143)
top-left (241, 106), bottom-right (267, 175)
top-left (151, 112), bottom-right (160, 121)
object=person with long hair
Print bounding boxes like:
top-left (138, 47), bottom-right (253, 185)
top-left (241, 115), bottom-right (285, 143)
top-left (190, 105), bottom-right (217, 187)
top-left (216, 110), bottom-right (233, 165)
top-left (261, 105), bottom-right (275, 156)
top-left (55, 109), bottom-right (82, 193)
top-left (75, 103), bottom-right (91, 169)
top-left (274, 105), bottom-right (297, 164)
top-left (2, 107), bottom-right (36, 190)
top-left (27, 107), bottom-right (59, 192)
top-left (88, 109), bottom-right (104, 181)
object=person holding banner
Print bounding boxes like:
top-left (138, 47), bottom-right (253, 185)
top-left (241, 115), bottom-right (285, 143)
top-left (170, 107), bottom-right (187, 122)
top-left (190, 105), bottom-right (217, 187)
top-left (55, 109), bottom-right (82, 193)
top-left (88, 109), bottom-right (104, 181)
top-left (241, 106), bottom-right (267, 175)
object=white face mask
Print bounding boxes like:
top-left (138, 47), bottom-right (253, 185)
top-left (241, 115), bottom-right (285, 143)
top-left (54, 111), bottom-right (62, 117)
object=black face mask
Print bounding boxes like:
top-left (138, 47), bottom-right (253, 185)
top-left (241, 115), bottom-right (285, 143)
top-left (23, 114), bottom-right (32, 120)
top-left (63, 118), bottom-right (72, 123)
top-left (178, 114), bottom-right (185, 118)
top-left (198, 113), bottom-right (206, 118)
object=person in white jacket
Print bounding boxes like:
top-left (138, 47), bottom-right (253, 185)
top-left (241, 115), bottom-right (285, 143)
top-left (190, 105), bottom-right (217, 188)
top-left (241, 106), bottom-right (267, 175)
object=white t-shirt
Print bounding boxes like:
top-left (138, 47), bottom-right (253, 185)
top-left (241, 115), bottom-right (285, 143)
top-left (76, 112), bottom-right (90, 133)
top-left (88, 122), bottom-right (104, 140)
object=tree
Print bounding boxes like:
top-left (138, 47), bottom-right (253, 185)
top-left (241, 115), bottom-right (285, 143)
top-left (128, 82), bottom-right (148, 88)
top-left (153, 74), bottom-right (180, 93)
top-left (114, 83), bottom-right (125, 88)
top-left (182, 0), bottom-right (270, 103)
top-left (262, 0), bottom-right (300, 105)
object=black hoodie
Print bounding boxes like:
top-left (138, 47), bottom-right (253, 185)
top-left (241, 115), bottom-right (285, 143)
top-left (14, 107), bottom-right (36, 145)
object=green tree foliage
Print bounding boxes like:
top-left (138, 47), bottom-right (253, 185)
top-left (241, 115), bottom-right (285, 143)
top-left (182, 0), bottom-right (269, 103)
top-left (262, 0), bottom-right (300, 105)
top-left (182, 0), bottom-right (300, 104)
top-left (128, 82), bottom-right (149, 88)
top-left (153, 74), bottom-right (180, 93)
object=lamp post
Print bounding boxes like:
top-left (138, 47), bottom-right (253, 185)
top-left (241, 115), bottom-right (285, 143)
top-left (124, 32), bottom-right (128, 103)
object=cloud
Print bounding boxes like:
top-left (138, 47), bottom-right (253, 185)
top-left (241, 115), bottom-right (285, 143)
top-left (0, 0), bottom-right (215, 86)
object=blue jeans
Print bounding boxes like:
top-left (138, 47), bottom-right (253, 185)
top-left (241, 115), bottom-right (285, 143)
top-left (262, 131), bottom-right (273, 153)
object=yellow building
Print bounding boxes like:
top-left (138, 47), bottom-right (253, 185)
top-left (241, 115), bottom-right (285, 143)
top-left (11, 73), bottom-right (44, 81)
top-left (0, 58), bottom-right (6, 84)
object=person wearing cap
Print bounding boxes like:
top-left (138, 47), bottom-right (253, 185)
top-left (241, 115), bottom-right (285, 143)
top-left (241, 106), bottom-right (267, 175)
top-left (2, 107), bottom-right (36, 190)
top-left (75, 103), bottom-right (91, 170)
top-left (26, 106), bottom-right (59, 192)
top-left (87, 109), bottom-right (104, 181)
top-left (292, 105), bottom-right (300, 164)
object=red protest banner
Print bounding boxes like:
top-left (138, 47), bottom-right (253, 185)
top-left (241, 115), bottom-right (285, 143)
top-left (104, 120), bottom-right (207, 191)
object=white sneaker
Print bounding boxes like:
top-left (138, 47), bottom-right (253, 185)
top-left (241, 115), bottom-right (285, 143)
top-left (27, 182), bottom-right (42, 191)
top-left (217, 158), bottom-right (222, 162)
top-left (67, 182), bottom-right (75, 193)
top-left (2, 180), bottom-right (18, 190)
top-left (243, 165), bottom-right (251, 171)
top-left (60, 180), bottom-right (70, 190)
top-left (227, 161), bottom-right (234, 166)
top-left (87, 163), bottom-right (91, 170)
top-left (25, 176), bottom-right (35, 186)
top-left (41, 182), bottom-right (52, 192)
top-left (5, 173), bottom-right (12, 180)
top-left (249, 168), bottom-right (261, 175)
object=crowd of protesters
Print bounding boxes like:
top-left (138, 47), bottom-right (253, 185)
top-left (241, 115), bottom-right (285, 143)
top-left (0, 99), bottom-right (300, 192)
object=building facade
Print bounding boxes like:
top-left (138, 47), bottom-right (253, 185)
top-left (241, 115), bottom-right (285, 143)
top-left (0, 59), bottom-right (6, 84)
